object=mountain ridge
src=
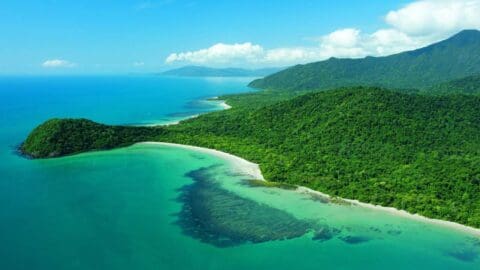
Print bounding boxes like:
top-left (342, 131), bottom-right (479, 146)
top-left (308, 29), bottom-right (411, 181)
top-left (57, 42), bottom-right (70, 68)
top-left (250, 30), bottom-right (480, 91)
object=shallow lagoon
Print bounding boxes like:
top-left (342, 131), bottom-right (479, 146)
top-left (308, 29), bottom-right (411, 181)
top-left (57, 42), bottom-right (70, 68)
top-left (0, 76), bottom-right (479, 269)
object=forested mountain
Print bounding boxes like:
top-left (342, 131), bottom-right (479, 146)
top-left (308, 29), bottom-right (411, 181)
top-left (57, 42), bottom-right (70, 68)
top-left (427, 74), bottom-right (480, 95)
top-left (250, 30), bottom-right (480, 91)
top-left (161, 66), bottom-right (282, 77)
top-left (21, 119), bottom-right (162, 158)
top-left (21, 87), bottom-right (480, 227)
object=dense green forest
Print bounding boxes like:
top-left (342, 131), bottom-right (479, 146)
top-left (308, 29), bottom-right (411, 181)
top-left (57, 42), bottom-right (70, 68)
top-left (21, 87), bottom-right (480, 227)
top-left (250, 30), bottom-right (480, 91)
top-left (427, 74), bottom-right (480, 95)
top-left (21, 118), bottom-right (162, 158)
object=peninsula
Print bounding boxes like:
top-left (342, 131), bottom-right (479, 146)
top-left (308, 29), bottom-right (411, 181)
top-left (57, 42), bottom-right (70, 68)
top-left (21, 30), bottom-right (480, 229)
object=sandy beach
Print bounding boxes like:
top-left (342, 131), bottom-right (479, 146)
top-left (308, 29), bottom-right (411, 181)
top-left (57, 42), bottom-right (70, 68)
top-left (141, 142), bottom-right (264, 180)
top-left (218, 100), bottom-right (232, 110)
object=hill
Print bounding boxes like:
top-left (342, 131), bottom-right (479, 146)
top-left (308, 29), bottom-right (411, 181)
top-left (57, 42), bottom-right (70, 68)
top-left (161, 66), bottom-right (282, 77)
top-left (21, 119), bottom-right (161, 158)
top-left (22, 87), bottom-right (480, 227)
top-left (249, 30), bottom-right (480, 91)
top-left (427, 74), bottom-right (480, 95)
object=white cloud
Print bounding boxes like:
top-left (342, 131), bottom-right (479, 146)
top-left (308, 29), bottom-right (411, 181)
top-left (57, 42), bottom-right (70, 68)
top-left (42, 59), bottom-right (76, 68)
top-left (133, 61), bottom-right (145, 67)
top-left (165, 0), bottom-right (480, 67)
top-left (166, 42), bottom-right (264, 65)
top-left (385, 0), bottom-right (480, 37)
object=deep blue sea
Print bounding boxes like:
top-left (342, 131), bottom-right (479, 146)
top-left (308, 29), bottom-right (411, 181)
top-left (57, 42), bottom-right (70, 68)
top-left (0, 75), bottom-right (479, 270)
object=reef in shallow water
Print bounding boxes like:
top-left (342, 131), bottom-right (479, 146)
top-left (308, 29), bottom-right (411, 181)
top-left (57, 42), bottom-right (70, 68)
top-left (312, 227), bottom-right (341, 242)
top-left (175, 166), bottom-right (314, 247)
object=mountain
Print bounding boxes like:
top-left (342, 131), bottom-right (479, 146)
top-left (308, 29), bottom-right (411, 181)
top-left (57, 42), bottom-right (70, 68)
top-left (21, 87), bottom-right (480, 227)
top-left (250, 30), bottom-right (480, 91)
top-left (161, 66), bottom-right (282, 77)
top-left (428, 73), bottom-right (480, 95)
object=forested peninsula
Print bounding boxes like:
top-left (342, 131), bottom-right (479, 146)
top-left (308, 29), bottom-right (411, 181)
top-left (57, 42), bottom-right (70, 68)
top-left (21, 30), bottom-right (480, 228)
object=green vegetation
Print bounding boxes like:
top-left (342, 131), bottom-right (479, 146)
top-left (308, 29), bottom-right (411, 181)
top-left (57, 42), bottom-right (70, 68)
top-left (250, 30), bottom-right (480, 91)
top-left (21, 118), bottom-right (163, 158)
top-left (161, 87), bottom-right (480, 227)
top-left (427, 74), bottom-right (480, 95)
top-left (20, 30), bottom-right (480, 228)
top-left (22, 86), bottom-right (480, 227)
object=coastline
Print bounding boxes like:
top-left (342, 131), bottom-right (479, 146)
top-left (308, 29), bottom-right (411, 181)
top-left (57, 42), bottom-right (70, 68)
top-left (140, 142), bottom-right (264, 180)
top-left (296, 186), bottom-right (480, 236)
top-left (141, 141), bottom-right (480, 236)
top-left (140, 98), bottom-right (230, 127)
top-left (218, 100), bottom-right (232, 110)
top-left (142, 97), bottom-right (480, 237)
top-left (208, 96), bottom-right (232, 110)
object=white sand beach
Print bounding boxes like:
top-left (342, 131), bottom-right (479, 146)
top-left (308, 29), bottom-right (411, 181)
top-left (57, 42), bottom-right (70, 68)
top-left (141, 142), bottom-right (264, 181)
top-left (219, 101), bottom-right (232, 110)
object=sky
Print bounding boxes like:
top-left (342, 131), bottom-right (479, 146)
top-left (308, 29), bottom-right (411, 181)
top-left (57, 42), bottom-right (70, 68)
top-left (1, 0), bottom-right (480, 74)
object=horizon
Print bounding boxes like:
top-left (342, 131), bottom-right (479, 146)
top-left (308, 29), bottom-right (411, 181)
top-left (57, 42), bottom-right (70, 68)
top-left (1, 0), bottom-right (480, 75)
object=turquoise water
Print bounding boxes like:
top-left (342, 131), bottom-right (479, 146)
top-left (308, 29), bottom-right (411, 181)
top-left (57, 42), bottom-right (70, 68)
top-left (0, 76), bottom-right (479, 269)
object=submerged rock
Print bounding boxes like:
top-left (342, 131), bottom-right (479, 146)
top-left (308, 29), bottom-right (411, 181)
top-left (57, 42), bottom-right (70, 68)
top-left (446, 248), bottom-right (479, 262)
top-left (339, 235), bottom-right (371, 244)
top-left (312, 227), bottom-right (341, 242)
top-left (175, 166), bottom-right (314, 247)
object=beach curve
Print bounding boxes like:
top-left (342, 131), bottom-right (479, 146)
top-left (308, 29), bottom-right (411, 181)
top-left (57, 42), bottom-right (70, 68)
top-left (140, 141), bottom-right (480, 237)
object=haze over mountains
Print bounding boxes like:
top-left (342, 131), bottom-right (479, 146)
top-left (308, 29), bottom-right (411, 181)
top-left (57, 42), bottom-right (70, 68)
top-left (162, 66), bottom-right (283, 77)
top-left (250, 30), bottom-right (480, 92)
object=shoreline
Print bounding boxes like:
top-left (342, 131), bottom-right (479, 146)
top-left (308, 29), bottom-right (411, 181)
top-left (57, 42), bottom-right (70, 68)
top-left (296, 186), bottom-right (480, 236)
top-left (141, 114), bottom-right (200, 127)
top-left (144, 97), bottom-right (230, 127)
top-left (208, 96), bottom-right (232, 110)
top-left (142, 142), bottom-right (480, 236)
top-left (138, 96), bottom-right (479, 236)
top-left (141, 142), bottom-right (264, 181)
top-left (218, 100), bottom-right (232, 110)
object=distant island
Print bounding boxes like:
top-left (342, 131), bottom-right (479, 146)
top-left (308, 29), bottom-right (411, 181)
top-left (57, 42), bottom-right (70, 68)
top-left (21, 30), bottom-right (480, 229)
top-left (161, 65), bottom-right (283, 77)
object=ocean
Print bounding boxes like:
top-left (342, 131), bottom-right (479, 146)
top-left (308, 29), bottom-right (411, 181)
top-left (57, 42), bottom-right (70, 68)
top-left (0, 75), bottom-right (479, 269)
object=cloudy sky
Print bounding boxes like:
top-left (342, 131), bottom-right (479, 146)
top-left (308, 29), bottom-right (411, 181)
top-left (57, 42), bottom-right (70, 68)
top-left (1, 0), bottom-right (479, 74)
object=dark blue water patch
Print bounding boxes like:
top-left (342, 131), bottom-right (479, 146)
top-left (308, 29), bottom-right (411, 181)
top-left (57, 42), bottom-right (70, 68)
top-left (312, 226), bottom-right (341, 242)
top-left (383, 224), bottom-right (402, 236)
top-left (339, 235), bottom-right (371, 244)
top-left (175, 166), bottom-right (315, 247)
top-left (446, 248), bottom-right (479, 262)
top-left (369, 226), bottom-right (382, 233)
top-left (387, 229), bottom-right (402, 236)
top-left (189, 153), bottom-right (207, 160)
